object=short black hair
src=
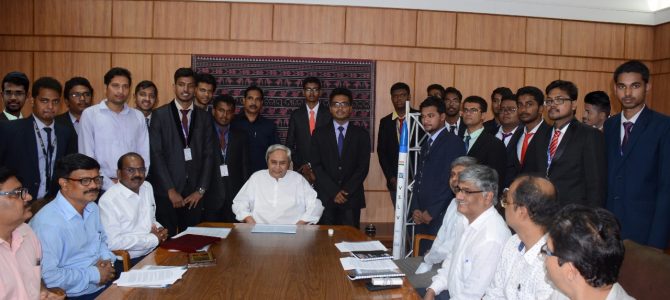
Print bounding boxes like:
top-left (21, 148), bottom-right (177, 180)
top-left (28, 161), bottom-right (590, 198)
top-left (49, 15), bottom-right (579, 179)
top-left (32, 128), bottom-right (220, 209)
top-left (134, 80), bottom-right (157, 97)
top-left (2, 71), bottom-right (30, 93)
top-left (117, 152), bottom-right (144, 170)
top-left (54, 153), bottom-right (100, 181)
top-left (32, 77), bottom-right (62, 98)
top-left (491, 87), bottom-right (513, 100)
top-left (244, 85), bottom-right (264, 99)
top-left (0, 166), bottom-right (17, 184)
top-left (196, 73), bottom-right (217, 91)
top-left (614, 60), bottom-right (649, 84)
top-left (104, 67), bottom-right (132, 86)
top-left (213, 94), bottom-right (236, 109)
top-left (501, 93), bottom-right (517, 103)
top-left (516, 86), bottom-right (544, 106)
top-left (584, 91), bottom-right (611, 116)
top-left (444, 87), bottom-right (462, 101)
top-left (511, 175), bottom-right (559, 229)
top-left (390, 82), bottom-right (410, 94)
top-left (426, 84), bottom-right (445, 98)
top-left (419, 96), bottom-right (446, 114)
top-left (463, 95), bottom-right (488, 113)
top-left (546, 80), bottom-right (578, 101)
top-left (64, 77), bottom-right (94, 99)
top-left (549, 204), bottom-right (624, 288)
top-left (302, 77), bottom-right (321, 89)
top-left (173, 67), bottom-right (195, 83)
top-left (329, 87), bottom-right (352, 103)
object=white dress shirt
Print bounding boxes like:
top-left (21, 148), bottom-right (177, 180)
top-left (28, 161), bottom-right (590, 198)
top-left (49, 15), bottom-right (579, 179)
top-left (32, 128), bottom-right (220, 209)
top-left (620, 105), bottom-right (644, 144)
top-left (79, 100), bottom-right (150, 190)
top-left (424, 199), bottom-right (459, 265)
top-left (34, 117), bottom-right (57, 199)
top-left (429, 206), bottom-right (511, 299)
top-left (68, 112), bottom-right (81, 135)
top-left (517, 120), bottom-right (544, 161)
top-left (99, 181), bottom-right (162, 259)
top-left (548, 282), bottom-right (632, 300)
top-left (496, 126), bottom-right (518, 147)
top-left (232, 170), bottom-right (324, 224)
top-left (483, 234), bottom-right (556, 300)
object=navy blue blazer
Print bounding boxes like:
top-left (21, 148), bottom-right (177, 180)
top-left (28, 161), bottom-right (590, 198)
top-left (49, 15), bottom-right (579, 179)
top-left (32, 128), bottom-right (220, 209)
top-left (604, 107), bottom-right (670, 249)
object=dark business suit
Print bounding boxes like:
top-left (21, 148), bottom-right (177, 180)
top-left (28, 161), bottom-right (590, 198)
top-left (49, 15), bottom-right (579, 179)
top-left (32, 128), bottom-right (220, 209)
top-left (411, 128), bottom-right (466, 254)
top-left (604, 107), bottom-right (670, 249)
top-left (535, 119), bottom-right (606, 207)
top-left (504, 121), bottom-right (551, 188)
top-left (466, 130), bottom-right (507, 189)
top-left (311, 122), bottom-right (370, 228)
top-left (483, 119), bottom-right (500, 135)
top-left (445, 117), bottom-right (466, 138)
top-left (54, 112), bottom-right (78, 152)
top-left (0, 112), bottom-right (8, 121)
top-left (149, 101), bottom-right (215, 236)
top-left (377, 109), bottom-right (419, 205)
top-left (204, 126), bottom-right (251, 222)
top-left (286, 103), bottom-right (331, 169)
top-left (0, 116), bottom-right (76, 199)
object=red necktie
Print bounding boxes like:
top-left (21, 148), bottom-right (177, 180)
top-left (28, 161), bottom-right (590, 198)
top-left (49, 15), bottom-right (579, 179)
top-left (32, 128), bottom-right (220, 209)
top-left (180, 109), bottom-right (190, 139)
top-left (309, 110), bottom-right (316, 135)
top-left (397, 117), bottom-right (404, 140)
top-left (549, 129), bottom-right (561, 159)
top-left (520, 132), bottom-right (534, 165)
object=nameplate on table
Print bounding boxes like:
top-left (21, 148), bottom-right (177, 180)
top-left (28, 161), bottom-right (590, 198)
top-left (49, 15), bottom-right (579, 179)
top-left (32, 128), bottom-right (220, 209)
top-left (251, 224), bottom-right (298, 234)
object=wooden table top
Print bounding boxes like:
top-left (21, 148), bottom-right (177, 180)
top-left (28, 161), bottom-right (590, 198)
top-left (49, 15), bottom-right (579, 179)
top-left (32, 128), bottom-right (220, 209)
top-left (98, 223), bottom-right (420, 300)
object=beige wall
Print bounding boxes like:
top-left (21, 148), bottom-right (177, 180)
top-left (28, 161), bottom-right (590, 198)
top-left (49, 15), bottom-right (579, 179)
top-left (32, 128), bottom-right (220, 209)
top-left (1, 0), bottom-right (668, 223)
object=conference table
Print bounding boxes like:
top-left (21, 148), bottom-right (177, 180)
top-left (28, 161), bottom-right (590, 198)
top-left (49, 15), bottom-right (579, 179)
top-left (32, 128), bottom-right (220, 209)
top-left (98, 223), bottom-right (420, 299)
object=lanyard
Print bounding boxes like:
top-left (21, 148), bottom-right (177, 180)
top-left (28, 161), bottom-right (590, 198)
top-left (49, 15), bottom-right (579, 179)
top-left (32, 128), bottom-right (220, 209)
top-left (215, 125), bottom-right (230, 163)
top-left (33, 121), bottom-right (55, 186)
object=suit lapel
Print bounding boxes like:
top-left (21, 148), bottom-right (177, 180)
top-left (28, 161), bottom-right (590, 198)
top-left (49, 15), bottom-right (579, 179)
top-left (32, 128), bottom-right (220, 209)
top-left (549, 119), bottom-right (577, 168)
top-left (315, 103), bottom-right (331, 127)
top-left (170, 101), bottom-right (187, 147)
top-left (23, 117), bottom-right (40, 182)
top-left (621, 107), bottom-right (650, 160)
top-left (468, 132), bottom-right (486, 156)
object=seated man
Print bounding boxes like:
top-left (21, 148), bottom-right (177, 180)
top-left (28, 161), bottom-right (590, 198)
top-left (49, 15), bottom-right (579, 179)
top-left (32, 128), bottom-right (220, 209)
top-left (544, 205), bottom-right (633, 300)
top-left (99, 152), bottom-right (168, 274)
top-left (233, 144), bottom-right (324, 224)
top-left (424, 165), bottom-right (511, 300)
top-left (30, 154), bottom-right (116, 299)
top-left (483, 175), bottom-right (561, 299)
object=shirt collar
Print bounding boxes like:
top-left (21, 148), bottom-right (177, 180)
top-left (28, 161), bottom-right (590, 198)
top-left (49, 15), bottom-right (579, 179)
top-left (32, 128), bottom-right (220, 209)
top-left (465, 126), bottom-right (484, 138)
top-left (101, 99), bottom-right (130, 114)
top-left (524, 119), bottom-right (544, 134)
top-left (116, 181), bottom-right (144, 197)
top-left (54, 191), bottom-right (95, 221)
top-left (522, 234), bottom-right (548, 264)
top-left (467, 206), bottom-right (497, 229)
top-left (333, 120), bottom-right (349, 131)
top-left (68, 112), bottom-right (79, 123)
top-left (3, 110), bottom-right (22, 120)
top-left (174, 99), bottom-right (194, 111)
top-left (0, 223), bottom-right (29, 249)
top-left (446, 117), bottom-right (461, 127)
top-left (392, 110), bottom-right (406, 121)
top-left (621, 105), bottom-right (645, 124)
top-left (306, 102), bottom-right (320, 113)
top-left (430, 125), bottom-right (447, 141)
top-left (33, 115), bottom-right (51, 130)
top-left (498, 125), bottom-right (518, 135)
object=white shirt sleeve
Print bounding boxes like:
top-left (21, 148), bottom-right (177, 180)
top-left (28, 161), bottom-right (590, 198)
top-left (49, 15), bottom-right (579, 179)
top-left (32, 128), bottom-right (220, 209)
top-left (99, 189), bottom-right (159, 254)
top-left (297, 176), bottom-right (324, 224)
top-left (424, 200), bottom-right (458, 265)
top-left (232, 173), bottom-right (257, 222)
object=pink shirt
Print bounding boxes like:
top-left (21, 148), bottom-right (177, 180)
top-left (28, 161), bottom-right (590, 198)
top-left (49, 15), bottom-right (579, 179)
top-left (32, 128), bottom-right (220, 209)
top-left (0, 223), bottom-right (42, 300)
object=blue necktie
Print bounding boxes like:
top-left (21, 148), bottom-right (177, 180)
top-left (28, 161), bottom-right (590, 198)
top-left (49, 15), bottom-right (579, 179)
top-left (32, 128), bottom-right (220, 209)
top-left (337, 126), bottom-right (345, 157)
top-left (464, 135), bottom-right (471, 153)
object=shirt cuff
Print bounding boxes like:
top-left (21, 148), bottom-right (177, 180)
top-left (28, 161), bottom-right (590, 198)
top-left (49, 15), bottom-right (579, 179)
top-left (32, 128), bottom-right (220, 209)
top-left (429, 279), bottom-right (447, 296)
top-left (88, 266), bottom-right (101, 285)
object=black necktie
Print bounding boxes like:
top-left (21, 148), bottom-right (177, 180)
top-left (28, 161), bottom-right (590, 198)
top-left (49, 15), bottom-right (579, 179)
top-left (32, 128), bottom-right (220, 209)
top-left (43, 127), bottom-right (53, 193)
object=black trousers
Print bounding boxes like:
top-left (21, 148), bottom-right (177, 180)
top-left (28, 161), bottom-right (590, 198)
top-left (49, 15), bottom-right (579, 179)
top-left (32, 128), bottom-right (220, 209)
top-left (320, 205), bottom-right (361, 229)
top-left (156, 195), bottom-right (204, 237)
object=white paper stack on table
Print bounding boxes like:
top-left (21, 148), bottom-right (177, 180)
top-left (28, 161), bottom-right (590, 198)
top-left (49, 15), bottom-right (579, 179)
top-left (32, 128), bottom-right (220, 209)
top-left (335, 241), bottom-right (405, 281)
top-left (114, 265), bottom-right (187, 288)
top-left (172, 227), bottom-right (232, 239)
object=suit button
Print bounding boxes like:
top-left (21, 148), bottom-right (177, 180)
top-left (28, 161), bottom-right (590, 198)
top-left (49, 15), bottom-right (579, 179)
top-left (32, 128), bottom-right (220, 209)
top-left (338, 167), bottom-right (342, 170)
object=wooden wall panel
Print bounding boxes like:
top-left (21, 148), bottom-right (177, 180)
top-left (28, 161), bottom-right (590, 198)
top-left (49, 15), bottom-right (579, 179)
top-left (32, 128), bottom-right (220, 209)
top-left (112, 1), bottom-right (153, 38)
top-left (0, 52), bottom-right (33, 116)
top-left (361, 190), bottom-right (394, 223)
top-left (373, 61), bottom-right (415, 151)
top-left (414, 63), bottom-right (455, 106)
top-left (524, 68), bottom-right (559, 91)
top-left (654, 22), bottom-right (670, 60)
top-left (34, 0), bottom-right (111, 36)
top-left (111, 54), bottom-right (152, 106)
top-left (624, 25), bottom-right (654, 60)
top-left (526, 18), bottom-right (561, 55)
top-left (346, 7), bottom-right (416, 47)
top-left (272, 5), bottom-right (345, 43)
top-left (561, 21), bottom-right (625, 59)
top-left (230, 3), bottom-right (273, 41)
top-left (454, 65), bottom-right (525, 119)
top-left (653, 59), bottom-right (670, 75)
top-left (416, 11), bottom-right (456, 49)
top-left (0, 0), bottom-right (33, 35)
top-left (153, 1), bottom-right (230, 39)
top-left (151, 55), bottom-right (190, 108)
top-left (559, 70), bottom-right (617, 119)
top-left (651, 74), bottom-right (670, 115)
top-left (456, 13), bottom-right (526, 53)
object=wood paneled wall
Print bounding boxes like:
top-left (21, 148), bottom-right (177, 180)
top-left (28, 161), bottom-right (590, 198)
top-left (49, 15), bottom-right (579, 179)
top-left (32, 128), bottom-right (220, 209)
top-left (1, 0), bottom-right (667, 223)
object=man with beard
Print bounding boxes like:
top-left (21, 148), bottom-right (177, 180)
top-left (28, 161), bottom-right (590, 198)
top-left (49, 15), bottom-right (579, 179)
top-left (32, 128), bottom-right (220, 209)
top-left (483, 87), bottom-right (513, 135)
top-left (495, 94), bottom-right (521, 149)
top-left (55, 77), bottom-right (94, 137)
top-left (232, 86), bottom-right (279, 173)
top-left (0, 72), bottom-right (29, 121)
top-left (582, 91), bottom-right (610, 131)
top-left (134, 80), bottom-right (158, 127)
top-left (30, 153), bottom-right (117, 299)
top-left (443, 87), bottom-right (466, 137)
top-left (194, 73), bottom-right (216, 111)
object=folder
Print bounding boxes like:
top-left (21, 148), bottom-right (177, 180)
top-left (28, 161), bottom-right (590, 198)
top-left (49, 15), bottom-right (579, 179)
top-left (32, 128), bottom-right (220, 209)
top-left (160, 234), bottom-right (220, 253)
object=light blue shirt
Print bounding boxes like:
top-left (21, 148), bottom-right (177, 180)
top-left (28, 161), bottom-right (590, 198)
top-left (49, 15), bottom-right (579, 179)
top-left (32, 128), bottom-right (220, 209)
top-left (33, 117), bottom-right (57, 198)
top-left (29, 192), bottom-right (115, 297)
top-left (333, 120), bottom-right (349, 139)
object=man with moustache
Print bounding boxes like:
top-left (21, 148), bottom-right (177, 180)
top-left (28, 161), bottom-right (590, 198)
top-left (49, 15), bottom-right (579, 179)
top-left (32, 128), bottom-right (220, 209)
top-left (55, 77), bottom-right (94, 137)
top-left (582, 91), bottom-right (610, 131)
top-left (194, 73), bottom-right (216, 111)
top-left (79, 67), bottom-right (149, 191)
top-left (30, 154), bottom-right (117, 299)
top-left (443, 87), bottom-right (466, 137)
top-left (134, 80), bottom-right (158, 127)
top-left (483, 87), bottom-right (514, 134)
top-left (149, 68), bottom-right (215, 236)
top-left (232, 86), bottom-right (279, 173)
top-left (99, 153), bottom-right (167, 274)
top-left (0, 77), bottom-right (77, 200)
top-left (0, 71), bottom-right (29, 121)
top-left (495, 94), bottom-right (521, 148)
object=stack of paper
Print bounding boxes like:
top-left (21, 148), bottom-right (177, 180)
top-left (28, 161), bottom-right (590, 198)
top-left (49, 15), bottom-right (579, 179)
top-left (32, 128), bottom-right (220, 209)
top-left (334, 241), bottom-right (387, 252)
top-left (172, 227), bottom-right (232, 239)
top-left (335, 241), bottom-right (405, 280)
top-left (251, 224), bottom-right (297, 234)
top-left (114, 266), bottom-right (187, 288)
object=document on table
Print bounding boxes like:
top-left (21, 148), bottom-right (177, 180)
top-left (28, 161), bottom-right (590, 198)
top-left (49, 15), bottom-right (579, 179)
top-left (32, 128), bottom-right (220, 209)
top-left (114, 266), bottom-right (187, 288)
top-left (251, 224), bottom-right (297, 234)
top-left (335, 241), bottom-right (387, 252)
top-left (172, 227), bottom-right (232, 239)
top-left (339, 257), bottom-right (399, 271)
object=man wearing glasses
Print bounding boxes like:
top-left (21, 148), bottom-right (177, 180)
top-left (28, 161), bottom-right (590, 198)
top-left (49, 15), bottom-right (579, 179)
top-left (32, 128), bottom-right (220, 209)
top-left (99, 152), bottom-right (167, 274)
top-left (483, 87), bottom-right (514, 135)
top-left (0, 71), bottom-right (30, 121)
top-left (30, 153), bottom-right (117, 299)
top-left (495, 94), bottom-right (521, 148)
top-left (55, 77), bottom-right (94, 147)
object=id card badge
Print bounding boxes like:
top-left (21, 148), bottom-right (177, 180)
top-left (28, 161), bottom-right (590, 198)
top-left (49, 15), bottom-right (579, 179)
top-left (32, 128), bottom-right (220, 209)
top-left (184, 148), bottom-right (193, 161)
top-left (220, 164), bottom-right (229, 177)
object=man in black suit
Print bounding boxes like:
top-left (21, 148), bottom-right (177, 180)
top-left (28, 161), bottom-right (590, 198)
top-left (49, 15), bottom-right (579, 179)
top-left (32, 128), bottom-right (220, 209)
top-left (311, 87), bottom-right (370, 228)
top-left (286, 77), bottom-right (331, 184)
top-left (55, 77), bottom-right (94, 145)
top-left (462, 96), bottom-right (507, 189)
top-left (505, 86), bottom-right (551, 188)
top-left (411, 97), bottom-right (466, 253)
top-left (0, 77), bottom-right (76, 199)
top-left (494, 94), bottom-right (521, 149)
top-left (1, 71), bottom-right (30, 122)
top-left (535, 80), bottom-right (606, 207)
top-left (205, 94), bottom-right (251, 222)
top-left (444, 87), bottom-right (466, 137)
top-left (149, 68), bottom-right (215, 236)
top-left (483, 87), bottom-right (514, 134)
top-left (134, 80), bottom-right (158, 127)
top-left (377, 82), bottom-right (419, 206)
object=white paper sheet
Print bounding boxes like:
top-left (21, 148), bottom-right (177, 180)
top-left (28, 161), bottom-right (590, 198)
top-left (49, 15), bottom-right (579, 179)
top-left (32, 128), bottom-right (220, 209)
top-left (114, 267), bottom-right (188, 288)
top-left (172, 227), bottom-right (232, 239)
top-left (339, 257), bottom-right (399, 271)
top-left (335, 241), bottom-right (387, 252)
top-left (250, 224), bottom-right (297, 234)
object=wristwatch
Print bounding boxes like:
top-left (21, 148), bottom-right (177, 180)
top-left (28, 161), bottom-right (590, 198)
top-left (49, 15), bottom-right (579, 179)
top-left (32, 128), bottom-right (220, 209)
top-left (197, 187), bottom-right (206, 195)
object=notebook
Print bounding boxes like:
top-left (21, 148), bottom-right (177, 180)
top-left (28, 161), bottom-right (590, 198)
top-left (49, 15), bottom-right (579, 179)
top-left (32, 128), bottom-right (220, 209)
top-left (160, 234), bottom-right (220, 253)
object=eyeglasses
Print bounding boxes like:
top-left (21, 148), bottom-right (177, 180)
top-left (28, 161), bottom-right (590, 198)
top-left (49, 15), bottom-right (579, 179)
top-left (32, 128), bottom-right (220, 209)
top-left (70, 92), bottom-right (92, 99)
top-left (540, 243), bottom-right (567, 265)
top-left (462, 108), bottom-right (481, 114)
top-left (500, 188), bottom-right (511, 208)
top-left (0, 187), bottom-right (29, 200)
top-left (454, 186), bottom-right (483, 195)
top-left (304, 88), bottom-right (320, 94)
top-left (545, 97), bottom-right (572, 106)
top-left (2, 90), bottom-right (26, 98)
top-left (122, 167), bottom-right (146, 174)
top-left (517, 102), bottom-right (537, 109)
top-left (65, 176), bottom-right (104, 186)
top-left (330, 102), bottom-right (351, 108)
top-left (501, 107), bottom-right (518, 114)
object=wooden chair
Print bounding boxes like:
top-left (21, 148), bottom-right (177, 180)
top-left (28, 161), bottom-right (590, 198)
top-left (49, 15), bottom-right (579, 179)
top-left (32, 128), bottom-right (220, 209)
top-left (413, 234), bottom-right (436, 257)
top-left (113, 250), bottom-right (131, 271)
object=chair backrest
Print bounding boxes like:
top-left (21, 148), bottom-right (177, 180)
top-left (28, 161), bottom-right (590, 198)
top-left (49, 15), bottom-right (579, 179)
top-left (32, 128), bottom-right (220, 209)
top-left (618, 239), bottom-right (670, 300)
top-left (413, 234), bottom-right (436, 257)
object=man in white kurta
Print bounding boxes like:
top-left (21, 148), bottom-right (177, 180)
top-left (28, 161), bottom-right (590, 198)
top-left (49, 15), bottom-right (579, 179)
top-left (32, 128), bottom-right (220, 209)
top-left (232, 144), bottom-right (323, 224)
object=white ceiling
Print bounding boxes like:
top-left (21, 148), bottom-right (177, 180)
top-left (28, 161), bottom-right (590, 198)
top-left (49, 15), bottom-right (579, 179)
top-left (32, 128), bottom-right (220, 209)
top-left (221, 0), bottom-right (670, 25)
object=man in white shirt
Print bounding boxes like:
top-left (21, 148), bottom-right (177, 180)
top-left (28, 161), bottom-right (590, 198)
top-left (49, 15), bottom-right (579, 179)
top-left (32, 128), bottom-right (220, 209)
top-left (544, 205), bottom-right (633, 300)
top-left (233, 144), bottom-right (324, 225)
top-left (424, 165), bottom-right (511, 300)
top-left (483, 175), bottom-right (561, 300)
top-left (99, 152), bottom-right (167, 274)
top-left (79, 67), bottom-right (150, 191)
